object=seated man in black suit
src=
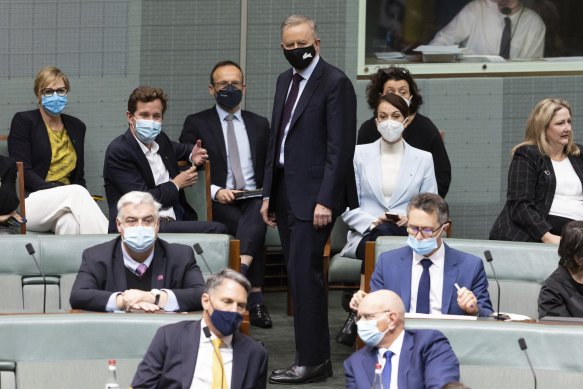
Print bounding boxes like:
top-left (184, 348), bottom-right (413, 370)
top-left (179, 60), bottom-right (272, 329)
top-left (132, 268), bottom-right (269, 389)
top-left (69, 191), bottom-right (205, 312)
top-left (103, 85), bottom-right (227, 234)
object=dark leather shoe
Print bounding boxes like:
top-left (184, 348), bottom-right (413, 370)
top-left (249, 304), bottom-right (273, 328)
top-left (335, 311), bottom-right (357, 347)
top-left (268, 362), bottom-right (331, 384)
top-left (272, 359), bottom-right (333, 377)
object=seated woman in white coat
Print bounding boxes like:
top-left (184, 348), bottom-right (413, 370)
top-left (335, 93), bottom-right (437, 346)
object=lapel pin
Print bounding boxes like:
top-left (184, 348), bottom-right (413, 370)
top-left (156, 274), bottom-right (164, 281)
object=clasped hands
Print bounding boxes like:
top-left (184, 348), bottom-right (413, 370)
top-left (116, 289), bottom-right (162, 312)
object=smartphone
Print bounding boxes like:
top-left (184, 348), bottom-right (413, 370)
top-left (385, 213), bottom-right (400, 223)
top-left (4, 214), bottom-right (27, 227)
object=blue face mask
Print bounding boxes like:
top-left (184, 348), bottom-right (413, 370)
top-left (41, 93), bottom-right (68, 116)
top-left (210, 302), bottom-right (243, 336)
top-left (134, 119), bottom-right (162, 145)
top-left (356, 315), bottom-right (389, 347)
top-left (122, 225), bottom-right (156, 253)
top-left (407, 235), bottom-right (438, 256)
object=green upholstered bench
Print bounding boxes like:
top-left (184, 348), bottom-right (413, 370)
top-left (0, 313), bottom-right (201, 389)
top-left (0, 233), bottom-right (238, 312)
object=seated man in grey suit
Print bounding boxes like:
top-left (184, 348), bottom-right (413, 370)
top-left (344, 290), bottom-right (459, 389)
top-left (69, 191), bottom-right (205, 312)
top-left (350, 193), bottom-right (493, 317)
top-left (132, 268), bottom-right (269, 389)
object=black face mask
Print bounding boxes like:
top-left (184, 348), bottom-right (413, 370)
top-left (283, 45), bottom-right (316, 70)
top-left (215, 85), bottom-right (243, 110)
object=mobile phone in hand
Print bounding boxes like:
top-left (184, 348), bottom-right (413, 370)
top-left (385, 213), bottom-right (400, 223)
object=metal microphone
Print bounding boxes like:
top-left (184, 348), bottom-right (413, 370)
top-left (25, 243), bottom-right (47, 313)
top-left (203, 325), bottom-right (225, 388)
top-left (518, 338), bottom-right (537, 389)
top-left (193, 243), bottom-right (213, 274)
top-left (484, 250), bottom-right (503, 320)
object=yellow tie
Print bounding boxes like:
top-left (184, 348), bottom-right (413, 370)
top-left (211, 338), bottom-right (227, 389)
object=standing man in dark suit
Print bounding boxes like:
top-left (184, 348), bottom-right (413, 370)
top-left (344, 290), bottom-right (460, 389)
top-left (132, 268), bottom-right (269, 389)
top-left (179, 60), bottom-right (272, 329)
top-left (261, 15), bottom-right (358, 384)
top-left (69, 191), bottom-right (205, 312)
top-left (103, 86), bottom-right (227, 234)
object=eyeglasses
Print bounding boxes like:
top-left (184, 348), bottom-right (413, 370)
top-left (41, 88), bottom-right (68, 97)
top-left (406, 223), bottom-right (446, 238)
top-left (357, 309), bottom-right (391, 322)
top-left (213, 81), bottom-right (244, 90)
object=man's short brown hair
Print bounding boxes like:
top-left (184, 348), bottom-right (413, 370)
top-left (127, 86), bottom-right (168, 116)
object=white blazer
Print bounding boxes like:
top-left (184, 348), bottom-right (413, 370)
top-left (341, 140), bottom-right (437, 257)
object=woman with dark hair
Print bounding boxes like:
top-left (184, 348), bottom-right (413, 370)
top-left (538, 220), bottom-right (583, 318)
top-left (357, 66), bottom-right (451, 198)
top-left (490, 98), bottom-right (583, 244)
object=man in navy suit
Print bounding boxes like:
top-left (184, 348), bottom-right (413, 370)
top-left (179, 61), bottom-right (272, 329)
top-left (261, 15), bottom-right (358, 384)
top-left (132, 268), bottom-right (268, 389)
top-left (103, 86), bottom-right (227, 234)
top-left (344, 289), bottom-right (460, 389)
top-left (351, 193), bottom-right (493, 317)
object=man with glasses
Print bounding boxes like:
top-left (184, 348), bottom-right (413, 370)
top-left (70, 191), bottom-right (206, 312)
top-left (344, 289), bottom-right (459, 388)
top-left (179, 60), bottom-right (272, 329)
top-left (103, 86), bottom-right (227, 234)
top-left (350, 193), bottom-right (493, 317)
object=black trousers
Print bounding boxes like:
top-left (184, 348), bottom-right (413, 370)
top-left (548, 214), bottom-right (575, 236)
top-left (355, 222), bottom-right (408, 273)
top-left (212, 198), bottom-right (267, 287)
top-left (158, 219), bottom-right (227, 234)
top-left (275, 169), bottom-right (333, 366)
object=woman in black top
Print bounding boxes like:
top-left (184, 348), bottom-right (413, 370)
top-left (357, 67), bottom-right (451, 198)
top-left (538, 220), bottom-right (583, 318)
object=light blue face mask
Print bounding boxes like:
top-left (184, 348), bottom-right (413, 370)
top-left (407, 235), bottom-right (438, 256)
top-left (122, 225), bottom-right (156, 253)
top-left (356, 314), bottom-right (390, 347)
top-left (41, 93), bottom-right (68, 116)
top-left (134, 118), bottom-right (162, 145)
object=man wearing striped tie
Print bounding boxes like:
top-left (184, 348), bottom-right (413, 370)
top-left (132, 268), bottom-right (269, 389)
top-left (69, 191), bottom-right (205, 312)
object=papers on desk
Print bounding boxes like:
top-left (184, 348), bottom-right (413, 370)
top-left (405, 312), bottom-right (477, 321)
top-left (494, 312), bottom-right (532, 321)
top-left (413, 45), bottom-right (464, 63)
top-left (375, 52), bottom-right (405, 60)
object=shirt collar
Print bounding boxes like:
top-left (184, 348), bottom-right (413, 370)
top-left (215, 104), bottom-right (242, 123)
top-left (293, 54), bottom-right (320, 82)
top-left (377, 328), bottom-right (405, 359)
top-left (412, 240), bottom-right (445, 269)
top-left (121, 241), bottom-right (155, 274)
top-left (201, 317), bottom-right (233, 347)
top-left (133, 132), bottom-right (159, 155)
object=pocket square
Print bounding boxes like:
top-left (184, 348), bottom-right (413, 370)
top-left (156, 274), bottom-right (164, 281)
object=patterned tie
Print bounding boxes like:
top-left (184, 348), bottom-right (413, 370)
top-left (416, 258), bottom-right (433, 314)
top-left (211, 338), bottom-right (227, 389)
top-left (382, 350), bottom-right (394, 387)
top-left (225, 113), bottom-right (245, 189)
top-left (499, 17), bottom-right (511, 59)
top-left (136, 263), bottom-right (148, 277)
top-left (275, 73), bottom-right (304, 164)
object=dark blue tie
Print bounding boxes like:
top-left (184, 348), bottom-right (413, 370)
top-left (499, 17), bottom-right (511, 59)
top-left (416, 258), bottom-right (433, 314)
top-left (382, 350), bottom-right (394, 387)
top-left (275, 73), bottom-right (303, 164)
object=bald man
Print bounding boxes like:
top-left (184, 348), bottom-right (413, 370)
top-left (344, 290), bottom-right (459, 389)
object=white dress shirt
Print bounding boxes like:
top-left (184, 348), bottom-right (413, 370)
top-left (410, 242), bottom-right (445, 314)
top-left (376, 329), bottom-right (405, 389)
top-left (191, 318), bottom-right (234, 389)
top-left (212, 105), bottom-right (257, 200)
top-left (430, 0), bottom-right (545, 59)
top-left (278, 55), bottom-right (320, 166)
top-left (550, 158), bottom-right (583, 221)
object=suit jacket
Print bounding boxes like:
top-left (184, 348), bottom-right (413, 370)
top-left (69, 237), bottom-right (205, 312)
top-left (371, 244), bottom-right (493, 317)
top-left (262, 57), bottom-right (358, 219)
top-left (179, 107), bottom-right (269, 190)
top-left (538, 264), bottom-right (583, 319)
top-left (490, 144), bottom-right (583, 242)
top-left (341, 140), bottom-right (437, 257)
top-left (344, 329), bottom-right (460, 389)
top-left (131, 320), bottom-right (268, 389)
top-left (8, 109), bottom-right (86, 194)
top-left (0, 156), bottom-right (20, 214)
top-left (103, 129), bottom-right (196, 231)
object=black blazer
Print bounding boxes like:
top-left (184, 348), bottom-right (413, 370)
top-left (263, 58), bottom-right (358, 219)
top-left (179, 107), bottom-right (269, 189)
top-left (103, 129), bottom-right (196, 231)
top-left (8, 109), bottom-right (86, 194)
top-left (538, 265), bottom-right (583, 319)
top-left (490, 144), bottom-right (583, 242)
top-left (0, 155), bottom-right (19, 214)
top-left (69, 237), bottom-right (205, 312)
top-left (132, 320), bottom-right (268, 389)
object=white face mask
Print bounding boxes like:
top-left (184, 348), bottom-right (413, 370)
top-left (377, 118), bottom-right (407, 143)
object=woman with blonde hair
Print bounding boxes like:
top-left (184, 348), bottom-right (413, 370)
top-left (490, 98), bottom-right (583, 244)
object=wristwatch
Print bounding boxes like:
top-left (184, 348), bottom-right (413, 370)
top-left (151, 289), bottom-right (161, 306)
